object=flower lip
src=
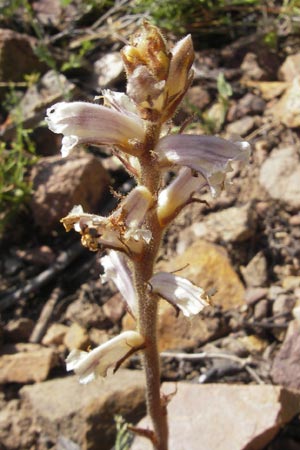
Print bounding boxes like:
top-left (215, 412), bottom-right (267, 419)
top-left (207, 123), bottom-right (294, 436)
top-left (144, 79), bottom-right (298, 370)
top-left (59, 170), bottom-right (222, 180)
top-left (46, 101), bottom-right (145, 157)
top-left (156, 134), bottom-right (250, 196)
top-left (150, 271), bottom-right (210, 317)
top-left (66, 330), bottom-right (145, 384)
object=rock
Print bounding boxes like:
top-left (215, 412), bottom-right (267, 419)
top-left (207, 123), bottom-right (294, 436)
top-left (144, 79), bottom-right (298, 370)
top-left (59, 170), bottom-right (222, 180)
top-left (103, 293), bottom-right (126, 324)
top-left (282, 276), bottom-right (300, 290)
top-left (238, 334), bottom-right (269, 354)
top-left (42, 323), bottom-right (69, 346)
top-left (227, 93), bottom-right (265, 121)
top-left (278, 53), bottom-right (300, 82)
top-left (64, 323), bottom-right (90, 351)
top-left (259, 146), bottom-right (300, 209)
top-left (271, 320), bottom-right (300, 389)
top-left (253, 299), bottom-right (269, 321)
top-left (20, 369), bottom-right (146, 450)
top-left (0, 399), bottom-right (37, 450)
top-left (93, 52), bottom-right (124, 89)
top-left (246, 81), bottom-right (289, 101)
top-left (132, 383), bottom-right (300, 450)
top-left (124, 240), bottom-right (244, 351)
top-left (0, 29), bottom-right (45, 83)
top-left (30, 153), bottom-right (110, 232)
top-left (268, 76), bottom-right (300, 128)
top-left (189, 203), bottom-right (256, 245)
top-left (241, 52), bottom-right (267, 80)
top-left (4, 318), bottom-right (35, 343)
top-left (244, 287), bottom-right (268, 305)
top-left (241, 251), bottom-right (268, 287)
top-left (2, 70), bottom-right (78, 142)
top-left (184, 85), bottom-right (211, 111)
top-left (272, 295), bottom-right (295, 323)
top-left (65, 298), bottom-right (108, 329)
top-left (0, 343), bottom-right (58, 384)
top-left (226, 116), bottom-right (255, 137)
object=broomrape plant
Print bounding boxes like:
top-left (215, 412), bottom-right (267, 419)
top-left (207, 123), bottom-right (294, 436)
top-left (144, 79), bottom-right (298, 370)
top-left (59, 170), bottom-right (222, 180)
top-left (46, 22), bottom-right (250, 450)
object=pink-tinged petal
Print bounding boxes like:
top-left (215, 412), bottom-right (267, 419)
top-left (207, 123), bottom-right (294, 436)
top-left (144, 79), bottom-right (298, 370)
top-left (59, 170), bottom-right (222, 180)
top-left (157, 134), bottom-right (250, 196)
top-left (66, 331), bottom-right (144, 384)
top-left (157, 168), bottom-right (206, 226)
top-left (150, 272), bottom-right (210, 317)
top-left (100, 250), bottom-right (137, 317)
top-left (46, 101), bottom-right (145, 157)
top-left (102, 89), bottom-right (140, 118)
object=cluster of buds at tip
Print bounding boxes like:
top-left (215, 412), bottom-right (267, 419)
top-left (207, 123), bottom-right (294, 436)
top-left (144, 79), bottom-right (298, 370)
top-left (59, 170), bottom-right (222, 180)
top-left (46, 22), bottom-right (250, 384)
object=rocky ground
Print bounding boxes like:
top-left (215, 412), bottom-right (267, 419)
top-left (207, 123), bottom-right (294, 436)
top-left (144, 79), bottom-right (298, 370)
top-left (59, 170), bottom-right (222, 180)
top-left (1, 2), bottom-right (300, 450)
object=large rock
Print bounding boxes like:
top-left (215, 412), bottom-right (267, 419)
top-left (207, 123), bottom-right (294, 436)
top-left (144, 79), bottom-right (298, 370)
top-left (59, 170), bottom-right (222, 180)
top-left (30, 153), bottom-right (110, 232)
top-left (0, 343), bottom-right (57, 384)
top-left (20, 369), bottom-right (146, 450)
top-left (259, 146), bottom-right (300, 209)
top-left (132, 383), bottom-right (300, 450)
top-left (278, 53), bottom-right (300, 82)
top-left (271, 320), bottom-right (300, 389)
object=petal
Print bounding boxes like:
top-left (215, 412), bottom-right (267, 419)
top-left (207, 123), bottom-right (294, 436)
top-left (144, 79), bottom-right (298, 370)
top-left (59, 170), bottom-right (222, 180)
top-left (100, 250), bottom-right (137, 317)
top-left (157, 134), bottom-right (250, 196)
top-left (119, 186), bottom-right (153, 228)
top-left (157, 168), bottom-right (206, 226)
top-left (150, 272), bottom-right (209, 317)
top-left (46, 101), bottom-right (145, 157)
top-left (66, 331), bottom-right (144, 384)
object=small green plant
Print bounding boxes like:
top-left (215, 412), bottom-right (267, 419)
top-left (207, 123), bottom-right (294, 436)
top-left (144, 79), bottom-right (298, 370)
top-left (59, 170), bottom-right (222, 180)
top-left (114, 416), bottom-right (134, 450)
top-left (61, 39), bottom-right (94, 72)
top-left (0, 88), bottom-right (37, 234)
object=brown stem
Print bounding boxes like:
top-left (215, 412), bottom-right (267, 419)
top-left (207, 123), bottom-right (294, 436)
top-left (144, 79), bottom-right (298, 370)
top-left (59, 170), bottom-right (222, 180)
top-left (132, 120), bottom-right (169, 450)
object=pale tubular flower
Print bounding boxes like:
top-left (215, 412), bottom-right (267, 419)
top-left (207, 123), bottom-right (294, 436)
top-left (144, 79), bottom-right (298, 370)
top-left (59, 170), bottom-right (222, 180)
top-left (102, 89), bottom-right (140, 119)
top-left (66, 331), bottom-right (145, 384)
top-left (100, 250), bottom-right (137, 317)
top-left (157, 168), bottom-right (206, 226)
top-left (150, 272), bottom-right (210, 317)
top-left (46, 101), bottom-right (145, 157)
top-left (157, 134), bottom-right (251, 197)
top-left (61, 186), bottom-right (153, 254)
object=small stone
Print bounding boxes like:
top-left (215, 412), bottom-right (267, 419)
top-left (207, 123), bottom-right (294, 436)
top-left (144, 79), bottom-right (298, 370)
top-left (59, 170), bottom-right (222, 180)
top-left (94, 52), bottom-right (124, 88)
top-left (4, 318), bottom-right (35, 343)
top-left (254, 299), bottom-right (269, 321)
top-left (63, 323), bottom-right (90, 351)
top-left (272, 295), bottom-right (295, 323)
top-left (184, 85), bottom-right (211, 110)
top-left (65, 299), bottom-right (107, 329)
top-left (259, 146), bottom-right (300, 209)
top-left (244, 287), bottom-right (268, 305)
top-left (278, 53), bottom-right (300, 82)
top-left (132, 383), bottom-right (300, 450)
top-left (0, 343), bottom-right (57, 384)
top-left (268, 76), bottom-right (300, 128)
top-left (191, 203), bottom-right (257, 244)
top-left (239, 334), bottom-right (269, 354)
top-left (251, 81), bottom-right (289, 100)
top-left (282, 276), bottom-right (300, 290)
top-left (241, 52), bottom-right (267, 80)
top-left (226, 116), bottom-right (255, 136)
top-left (241, 251), bottom-right (268, 288)
top-left (42, 323), bottom-right (69, 346)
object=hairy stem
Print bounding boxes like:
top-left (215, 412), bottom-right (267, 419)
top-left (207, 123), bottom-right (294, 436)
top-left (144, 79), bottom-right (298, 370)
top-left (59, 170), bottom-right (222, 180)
top-left (133, 121), bottom-right (168, 450)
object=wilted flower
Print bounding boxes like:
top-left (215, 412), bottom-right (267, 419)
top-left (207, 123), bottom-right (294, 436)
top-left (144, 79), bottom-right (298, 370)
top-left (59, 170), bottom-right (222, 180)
top-left (150, 272), bottom-right (210, 317)
top-left (61, 186), bottom-right (153, 254)
top-left (66, 331), bottom-right (145, 384)
top-left (46, 101), bottom-right (145, 157)
top-left (157, 134), bottom-right (250, 197)
top-left (101, 250), bottom-right (137, 317)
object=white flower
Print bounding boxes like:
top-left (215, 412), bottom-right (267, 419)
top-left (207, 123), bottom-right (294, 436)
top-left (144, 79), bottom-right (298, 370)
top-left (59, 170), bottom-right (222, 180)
top-left (46, 101), bottom-right (145, 157)
top-left (61, 186), bottom-right (153, 254)
top-left (150, 272), bottom-right (210, 317)
top-left (157, 168), bottom-right (206, 226)
top-left (100, 251), bottom-right (137, 317)
top-left (157, 134), bottom-right (250, 197)
top-left (66, 331), bottom-right (145, 384)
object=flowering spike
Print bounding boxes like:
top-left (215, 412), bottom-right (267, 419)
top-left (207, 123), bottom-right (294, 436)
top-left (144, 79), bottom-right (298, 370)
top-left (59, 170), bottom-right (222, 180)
top-left (66, 331), bottom-right (145, 384)
top-left (150, 272), bottom-right (210, 317)
top-left (46, 101), bottom-right (145, 157)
